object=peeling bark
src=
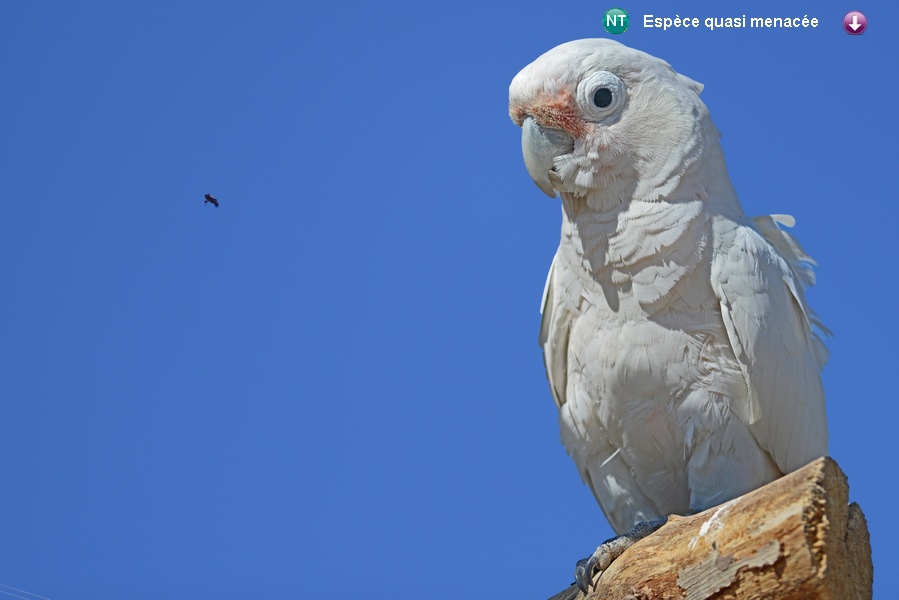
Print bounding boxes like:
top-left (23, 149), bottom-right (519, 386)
top-left (549, 457), bottom-right (872, 600)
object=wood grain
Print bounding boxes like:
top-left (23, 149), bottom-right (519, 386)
top-left (549, 457), bottom-right (872, 600)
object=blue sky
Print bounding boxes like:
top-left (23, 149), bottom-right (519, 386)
top-left (1, 1), bottom-right (896, 598)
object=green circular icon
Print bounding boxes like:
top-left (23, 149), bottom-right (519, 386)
top-left (604, 8), bottom-right (629, 34)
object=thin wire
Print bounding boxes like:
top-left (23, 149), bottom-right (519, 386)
top-left (0, 583), bottom-right (51, 600)
top-left (0, 589), bottom-right (34, 600)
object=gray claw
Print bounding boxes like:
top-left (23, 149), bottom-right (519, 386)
top-left (574, 552), bottom-right (601, 593)
top-left (574, 556), bottom-right (591, 593)
top-left (572, 517), bottom-right (669, 594)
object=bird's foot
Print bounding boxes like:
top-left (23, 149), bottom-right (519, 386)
top-left (574, 517), bottom-right (668, 594)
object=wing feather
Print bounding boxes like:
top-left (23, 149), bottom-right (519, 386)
top-left (711, 218), bottom-right (827, 474)
top-left (539, 252), bottom-right (570, 410)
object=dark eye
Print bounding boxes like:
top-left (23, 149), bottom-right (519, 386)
top-left (593, 88), bottom-right (613, 108)
top-left (578, 71), bottom-right (625, 120)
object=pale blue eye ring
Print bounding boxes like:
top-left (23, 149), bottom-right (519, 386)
top-left (577, 71), bottom-right (626, 121)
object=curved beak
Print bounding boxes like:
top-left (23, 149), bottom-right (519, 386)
top-left (521, 117), bottom-right (574, 197)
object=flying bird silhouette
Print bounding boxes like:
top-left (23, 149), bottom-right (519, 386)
top-left (204, 193), bottom-right (219, 208)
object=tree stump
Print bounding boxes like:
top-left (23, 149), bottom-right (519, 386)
top-left (549, 457), bottom-right (872, 600)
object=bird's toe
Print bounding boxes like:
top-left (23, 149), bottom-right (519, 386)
top-left (574, 553), bottom-right (598, 593)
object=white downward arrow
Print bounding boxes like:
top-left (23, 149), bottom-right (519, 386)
top-left (850, 15), bottom-right (861, 30)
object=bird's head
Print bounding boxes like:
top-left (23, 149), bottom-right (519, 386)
top-left (509, 39), bottom-right (721, 211)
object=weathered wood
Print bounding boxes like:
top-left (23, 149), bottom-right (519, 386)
top-left (550, 457), bottom-right (872, 600)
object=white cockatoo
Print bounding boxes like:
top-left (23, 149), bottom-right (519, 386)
top-left (509, 39), bottom-right (828, 590)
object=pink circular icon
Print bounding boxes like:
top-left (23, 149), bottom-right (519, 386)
top-left (843, 11), bottom-right (867, 34)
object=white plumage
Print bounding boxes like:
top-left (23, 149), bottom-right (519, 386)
top-left (510, 39), bottom-right (828, 536)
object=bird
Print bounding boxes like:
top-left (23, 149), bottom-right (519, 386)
top-left (509, 39), bottom-right (828, 591)
top-left (204, 193), bottom-right (219, 207)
